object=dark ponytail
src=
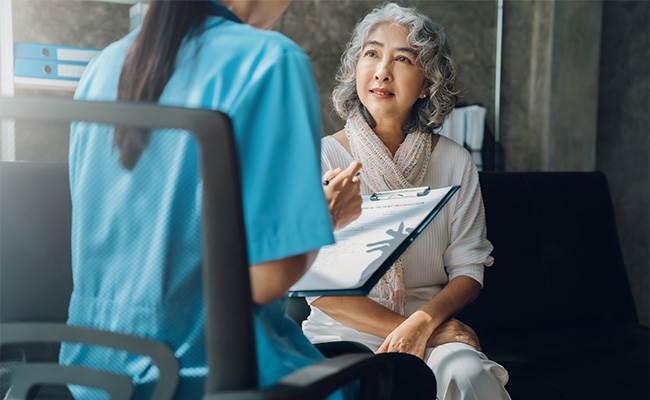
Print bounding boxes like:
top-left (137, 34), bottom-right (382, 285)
top-left (114, 0), bottom-right (211, 170)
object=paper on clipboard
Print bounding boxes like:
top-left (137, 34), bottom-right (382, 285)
top-left (289, 185), bottom-right (459, 296)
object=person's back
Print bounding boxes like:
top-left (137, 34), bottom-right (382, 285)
top-left (60, 2), bottom-right (337, 398)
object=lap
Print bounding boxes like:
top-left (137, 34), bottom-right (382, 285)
top-left (425, 342), bottom-right (509, 387)
top-left (316, 341), bottom-right (436, 400)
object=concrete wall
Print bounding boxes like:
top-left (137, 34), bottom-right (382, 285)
top-left (277, 0), bottom-right (498, 137)
top-left (596, 0), bottom-right (649, 326)
top-left (500, 0), bottom-right (603, 172)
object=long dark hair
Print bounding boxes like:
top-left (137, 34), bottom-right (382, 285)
top-left (114, 0), bottom-right (211, 170)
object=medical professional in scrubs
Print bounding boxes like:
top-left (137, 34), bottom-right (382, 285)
top-left (59, 0), bottom-right (364, 398)
top-left (60, 0), bottom-right (435, 400)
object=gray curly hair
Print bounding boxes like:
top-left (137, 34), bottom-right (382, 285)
top-left (332, 2), bottom-right (458, 133)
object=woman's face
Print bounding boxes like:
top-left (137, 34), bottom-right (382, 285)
top-left (355, 23), bottom-right (427, 128)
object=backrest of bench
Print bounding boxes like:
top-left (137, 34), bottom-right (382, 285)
top-left (458, 172), bottom-right (638, 335)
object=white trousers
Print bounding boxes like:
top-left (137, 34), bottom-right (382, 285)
top-left (424, 342), bottom-right (510, 400)
top-left (363, 340), bottom-right (510, 400)
top-left (305, 322), bottom-right (510, 400)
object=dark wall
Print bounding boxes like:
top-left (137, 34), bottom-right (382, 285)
top-left (596, 0), bottom-right (649, 326)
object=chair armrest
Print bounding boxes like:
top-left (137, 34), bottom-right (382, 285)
top-left (204, 353), bottom-right (393, 400)
top-left (1, 323), bottom-right (179, 400)
top-left (10, 364), bottom-right (133, 400)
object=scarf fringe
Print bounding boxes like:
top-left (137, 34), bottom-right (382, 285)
top-left (344, 112), bottom-right (432, 315)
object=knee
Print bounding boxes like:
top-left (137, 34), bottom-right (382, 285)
top-left (427, 343), bottom-right (508, 393)
top-left (429, 343), bottom-right (488, 381)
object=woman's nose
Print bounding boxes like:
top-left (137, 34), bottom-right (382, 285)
top-left (374, 61), bottom-right (392, 82)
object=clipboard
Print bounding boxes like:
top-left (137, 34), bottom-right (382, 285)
top-left (289, 185), bottom-right (460, 297)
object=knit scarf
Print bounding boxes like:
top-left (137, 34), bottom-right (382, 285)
top-left (345, 112), bottom-right (432, 315)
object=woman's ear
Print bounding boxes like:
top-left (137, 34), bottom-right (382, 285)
top-left (419, 87), bottom-right (429, 99)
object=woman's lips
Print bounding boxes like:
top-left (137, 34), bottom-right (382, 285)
top-left (370, 89), bottom-right (394, 99)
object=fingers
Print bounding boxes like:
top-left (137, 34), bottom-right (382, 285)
top-left (427, 319), bottom-right (482, 351)
top-left (385, 341), bottom-right (425, 359)
top-left (449, 330), bottom-right (481, 351)
top-left (344, 161), bottom-right (362, 177)
top-left (329, 161), bottom-right (362, 185)
top-left (447, 319), bottom-right (481, 351)
top-left (376, 330), bottom-right (426, 359)
top-left (377, 338), bottom-right (405, 355)
top-left (323, 161), bottom-right (363, 231)
top-left (322, 168), bottom-right (341, 185)
top-left (376, 340), bottom-right (388, 354)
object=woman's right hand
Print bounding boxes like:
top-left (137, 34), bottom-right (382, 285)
top-left (426, 318), bottom-right (482, 351)
top-left (323, 161), bottom-right (362, 231)
top-left (377, 310), bottom-right (434, 359)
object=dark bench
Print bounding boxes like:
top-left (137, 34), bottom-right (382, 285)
top-left (289, 171), bottom-right (649, 400)
top-left (458, 172), bottom-right (649, 399)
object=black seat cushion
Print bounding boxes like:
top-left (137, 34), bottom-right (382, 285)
top-left (458, 172), bottom-right (639, 335)
top-left (482, 323), bottom-right (649, 400)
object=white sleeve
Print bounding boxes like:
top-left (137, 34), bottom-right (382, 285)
top-left (443, 154), bottom-right (494, 287)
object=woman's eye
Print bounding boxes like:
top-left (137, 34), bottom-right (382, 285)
top-left (396, 56), bottom-right (412, 63)
top-left (365, 50), bottom-right (377, 57)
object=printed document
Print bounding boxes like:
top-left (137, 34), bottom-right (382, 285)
top-left (289, 185), bottom-right (459, 296)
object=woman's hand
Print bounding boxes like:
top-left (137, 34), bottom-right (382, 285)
top-left (376, 311), bottom-right (435, 359)
top-left (323, 161), bottom-right (362, 231)
top-left (427, 318), bottom-right (481, 351)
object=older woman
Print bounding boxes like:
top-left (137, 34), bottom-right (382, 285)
top-left (303, 4), bottom-right (511, 400)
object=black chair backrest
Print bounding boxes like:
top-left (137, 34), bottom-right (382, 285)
top-left (458, 172), bottom-right (638, 335)
top-left (0, 97), bottom-right (257, 395)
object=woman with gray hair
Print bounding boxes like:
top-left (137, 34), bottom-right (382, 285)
top-left (303, 3), bottom-right (511, 399)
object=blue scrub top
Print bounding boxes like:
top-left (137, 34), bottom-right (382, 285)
top-left (60, 16), bottom-right (337, 399)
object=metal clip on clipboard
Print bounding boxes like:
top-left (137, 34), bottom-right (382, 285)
top-left (369, 186), bottom-right (431, 201)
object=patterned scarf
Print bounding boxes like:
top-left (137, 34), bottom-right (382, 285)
top-left (345, 111), bottom-right (432, 315)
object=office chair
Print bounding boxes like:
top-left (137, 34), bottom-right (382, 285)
top-left (0, 97), bottom-right (393, 400)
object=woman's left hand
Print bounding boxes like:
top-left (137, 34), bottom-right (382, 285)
top-left (376, 311), bottom-right (434, 359)
top-left (427, 318), bottom-right (481, 351)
